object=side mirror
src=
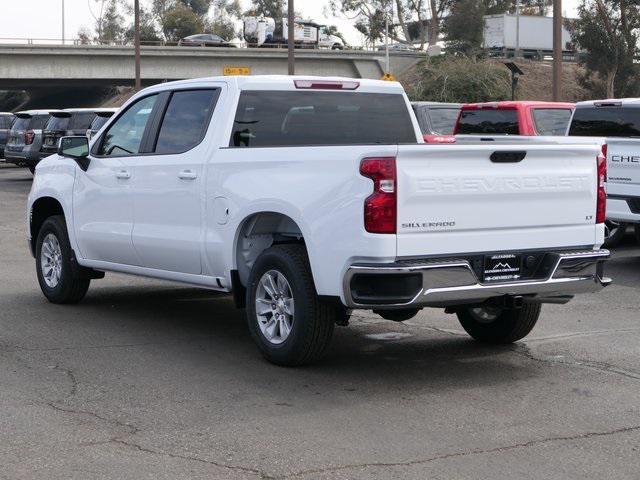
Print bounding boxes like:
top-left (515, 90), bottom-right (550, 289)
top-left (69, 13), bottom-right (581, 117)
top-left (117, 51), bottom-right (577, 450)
top-left (58, 136), bottom-right (90, 171)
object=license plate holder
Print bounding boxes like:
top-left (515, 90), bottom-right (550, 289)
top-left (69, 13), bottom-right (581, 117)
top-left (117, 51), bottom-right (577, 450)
top-left (483, 253), bottom-right (522, 282)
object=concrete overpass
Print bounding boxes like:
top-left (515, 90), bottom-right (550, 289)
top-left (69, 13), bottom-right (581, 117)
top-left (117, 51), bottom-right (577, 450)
top-left (0, 44), bottom-right (423, 107)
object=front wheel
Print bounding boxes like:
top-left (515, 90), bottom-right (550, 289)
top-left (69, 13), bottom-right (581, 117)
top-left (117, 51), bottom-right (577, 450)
top-left (35, 215), bottom-right (90, 304)
top-left (456, 302), bottom-right (541, 344)
top-left (246, 244), bottom-right (335, 366)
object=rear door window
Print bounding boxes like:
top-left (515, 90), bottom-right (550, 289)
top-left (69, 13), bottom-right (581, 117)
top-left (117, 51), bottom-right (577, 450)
top-left (456, 109), bottom-right (519, 135)
top-left (153, 89), bottom-right (219, 154)
top-left (230, 91), bottom-right (416, 147)
top-left (569, 107), bottom-right (640, 137)
top-left (532, 108), bottom-right (573, 136)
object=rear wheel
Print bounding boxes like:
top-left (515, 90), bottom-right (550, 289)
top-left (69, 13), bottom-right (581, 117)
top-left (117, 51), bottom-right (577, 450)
top-left (603, 220), bottom-right (626, 248)
top-left (35, 215), bottom-right (90, 304)
top-left (246, 244), bottom-right (335, 366)
top-left (456, 302), bottom-right (541, 344)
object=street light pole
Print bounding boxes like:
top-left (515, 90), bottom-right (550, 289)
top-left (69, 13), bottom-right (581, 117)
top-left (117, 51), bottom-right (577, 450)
top-left (515, 0), bottom-right (520, 58)
top-left (552, 0), bottom-right (562, 101)
top-left (384, 0), bottom-right (390, 74)
top-left (61, 0), bottom-right (65, 45)
top-left (134, 0), bottom-right (141, 90)
top-left (287, 0), bottom-right (295, 75)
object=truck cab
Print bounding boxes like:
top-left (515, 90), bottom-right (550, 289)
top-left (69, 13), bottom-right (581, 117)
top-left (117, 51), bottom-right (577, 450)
top-left (455, 101), bottom-right (575, 136)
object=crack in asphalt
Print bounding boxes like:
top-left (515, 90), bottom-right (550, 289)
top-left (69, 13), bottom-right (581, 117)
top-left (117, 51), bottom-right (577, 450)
top-left (511, 344), bottom-right (640, 381)
top-left (45, 402), bottom-right (140, 438)
top-left (0, 339), bottom-right (209, 353)
top-left (44, 401), bottom-right (271, 479)
top-left (282, 424), bottom-right (640, 478)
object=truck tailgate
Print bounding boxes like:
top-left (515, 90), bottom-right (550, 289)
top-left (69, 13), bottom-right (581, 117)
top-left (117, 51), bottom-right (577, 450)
top-left (606, 138), bottom-right (640, 195)
top-left (395, 144), bottom-right (601, 257)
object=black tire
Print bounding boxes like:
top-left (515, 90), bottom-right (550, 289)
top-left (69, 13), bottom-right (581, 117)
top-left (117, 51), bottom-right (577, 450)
top-left (35, 215), bottom-right (90, 304)
top-left (603, 220), bottom-right (626, 248)
top-left (456, 302), bottom-right (541, 344)
top-left (28, 165), bottom-right (35, 174)
top-left (635, 224), bottom-right (640, 245)
top-left (246, 244), bottom-right (335, 366)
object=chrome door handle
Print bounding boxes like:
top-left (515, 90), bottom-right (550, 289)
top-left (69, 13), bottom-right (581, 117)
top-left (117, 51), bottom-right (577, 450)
top-left (115, 170), bottom-right (131, 179)
top-left (178, 170), bottom-right (198, 180)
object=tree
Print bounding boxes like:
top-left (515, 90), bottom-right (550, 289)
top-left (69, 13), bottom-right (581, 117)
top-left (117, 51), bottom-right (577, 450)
top-left (162, 3), bottom-right (204, 41)
top-left (123, 7), bottom-right (163, 44)
top-left (444, 0), bottom-right (486, 55)
top-left (571, 0), bottom-right (640, 98)
top-left (100, 0), bottom-right (126, 43)
top-left (408, 56), bottom-right (511, 102)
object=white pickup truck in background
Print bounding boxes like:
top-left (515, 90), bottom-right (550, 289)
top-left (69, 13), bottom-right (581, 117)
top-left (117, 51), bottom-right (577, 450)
top-left (567, 99), bottom-right (640, 246)
top-left (27, 76), bottom-right (610, 366)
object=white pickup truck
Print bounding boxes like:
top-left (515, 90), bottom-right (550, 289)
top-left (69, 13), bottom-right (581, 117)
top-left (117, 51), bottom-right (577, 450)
top-left (27, 76), bottom-right (610, 366)
top-left (567, 99), bottom-right (640, 246)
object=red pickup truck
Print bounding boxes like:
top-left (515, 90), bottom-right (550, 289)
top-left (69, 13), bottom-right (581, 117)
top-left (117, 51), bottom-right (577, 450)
top-left (455, 101), bottom-right (575, 136)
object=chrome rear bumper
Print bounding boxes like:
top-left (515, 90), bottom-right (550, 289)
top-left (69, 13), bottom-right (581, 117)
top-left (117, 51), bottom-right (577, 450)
top-left (344, 249), bottom-right (611, 309)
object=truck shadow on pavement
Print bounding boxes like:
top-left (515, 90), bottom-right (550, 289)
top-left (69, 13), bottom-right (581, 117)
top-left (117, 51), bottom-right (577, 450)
top-left (20, 283), bottom-right (538, 397)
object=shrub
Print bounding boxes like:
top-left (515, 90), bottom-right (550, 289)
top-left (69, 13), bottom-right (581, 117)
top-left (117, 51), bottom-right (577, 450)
top-left (408, 56), bottom-right (511, 103)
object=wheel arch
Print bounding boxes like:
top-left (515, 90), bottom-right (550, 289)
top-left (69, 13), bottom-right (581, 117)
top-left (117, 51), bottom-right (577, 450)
top-left (233, 211), bottom-right (306, 290)
top-left (29, 196), bottom-right (67, 256)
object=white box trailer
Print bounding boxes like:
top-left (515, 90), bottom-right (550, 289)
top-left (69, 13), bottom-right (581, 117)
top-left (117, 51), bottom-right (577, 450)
top-left (483, 14), bottom-right (573, 53)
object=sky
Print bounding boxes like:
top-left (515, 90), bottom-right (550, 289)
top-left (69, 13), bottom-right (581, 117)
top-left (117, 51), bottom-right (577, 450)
top-left (0, 0), bottom-right (581, 46)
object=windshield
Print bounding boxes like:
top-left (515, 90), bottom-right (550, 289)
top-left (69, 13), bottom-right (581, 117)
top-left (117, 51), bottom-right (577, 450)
top-left (532, 109), bottom-right (573, 136)
top-left (11, 117), bottom-right (30, 131)
top-left (428, 108), bottom-right (460, 135)
top-left (457, 109), bottom-right (519, 135)
top-left (569, 106), bottom-right (640, 137)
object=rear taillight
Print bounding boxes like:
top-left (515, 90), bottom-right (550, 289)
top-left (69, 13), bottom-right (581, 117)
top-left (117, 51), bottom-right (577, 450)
top-left (596, 145), bottom-right (607, 224)
top-left (360, 157), bottom-right (396, 234)
top-left (24, 130), bottom-right (35, 145)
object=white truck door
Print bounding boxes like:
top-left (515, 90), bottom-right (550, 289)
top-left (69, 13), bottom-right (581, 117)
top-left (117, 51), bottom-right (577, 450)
top-left (73, 94), bottom-right (160, 265)
top-left (129, 88), bottom-right (222, 275)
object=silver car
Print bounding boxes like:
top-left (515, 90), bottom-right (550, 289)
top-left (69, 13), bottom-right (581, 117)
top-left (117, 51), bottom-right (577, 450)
top-left (4, 110), bottom-right (62, 173)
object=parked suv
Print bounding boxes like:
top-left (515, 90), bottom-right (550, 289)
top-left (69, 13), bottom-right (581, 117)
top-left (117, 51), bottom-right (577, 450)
top-left (86, 109), bottom-right (117, 139)
top-left (41, 109), bottom-right (116, 156)
top-left (0, 112), bottom-right (15, 159)
top-left (28, 76), bottom-right (609, 366)
top-left (567, 99), bottom-right (640, 246)
top-left (411, 102), bottom-right (460, 143)
top-left (4, 110), bottom-right (59, 173)
top-left (455, 101), bottom-right (575, 136)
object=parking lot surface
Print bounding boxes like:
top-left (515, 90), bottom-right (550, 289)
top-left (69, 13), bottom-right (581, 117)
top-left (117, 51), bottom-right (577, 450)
top-left (1, 164), bottom-right (639, 479)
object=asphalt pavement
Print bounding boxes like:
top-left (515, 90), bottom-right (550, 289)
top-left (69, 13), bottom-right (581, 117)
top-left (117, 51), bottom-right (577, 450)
top-left (1, 164), bottom-right (639, 479)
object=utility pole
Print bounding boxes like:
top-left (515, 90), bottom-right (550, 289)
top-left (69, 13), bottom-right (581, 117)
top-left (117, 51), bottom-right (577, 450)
top-left (552, 0), bottom-right (562, 101)
top-left (515, 0), bottom-right (520, 58)
top-left (134, 0), bottom-right (141, 90)
top-left (61, 0), bottom-right (65, 45)
top-left (287, 0), bottom-right (295, 75)
top-left (384, 0), bottom-right (390, 74)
